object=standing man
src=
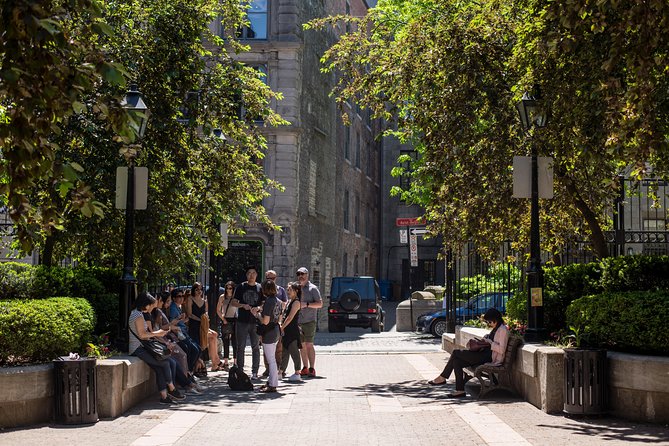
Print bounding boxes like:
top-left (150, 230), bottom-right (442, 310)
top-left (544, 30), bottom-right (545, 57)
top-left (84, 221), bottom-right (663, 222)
top-left (231, 265), bottom-right (263, 380)
top-left (296, 267), bottom-right (322, 377)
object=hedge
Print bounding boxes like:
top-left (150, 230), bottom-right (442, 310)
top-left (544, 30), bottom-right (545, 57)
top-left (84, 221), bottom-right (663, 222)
top-left (0, 297), bottom-right (95, 365)
top-left (566, 291), bottom-right (669, 355)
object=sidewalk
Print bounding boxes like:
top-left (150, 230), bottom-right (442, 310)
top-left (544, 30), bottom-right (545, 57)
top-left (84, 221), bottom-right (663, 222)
top-left (2, 352), bottom-right (668, 446)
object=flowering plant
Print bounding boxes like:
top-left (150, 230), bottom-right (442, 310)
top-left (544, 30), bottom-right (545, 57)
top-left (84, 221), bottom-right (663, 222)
top-left (506, 318), bottom-right (527, 336)
top-left (85, 333), bottom-right (116, 358)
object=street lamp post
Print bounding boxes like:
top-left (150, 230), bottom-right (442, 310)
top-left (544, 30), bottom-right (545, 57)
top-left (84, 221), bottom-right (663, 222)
top-left (117, 84), bottom-right (149, 352)
top-left (515, 90), bottom-right (547, 343)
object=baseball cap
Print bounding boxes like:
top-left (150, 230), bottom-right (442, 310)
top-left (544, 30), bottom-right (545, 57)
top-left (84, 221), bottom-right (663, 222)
top-left (297, 267), bottom-right (308, 274)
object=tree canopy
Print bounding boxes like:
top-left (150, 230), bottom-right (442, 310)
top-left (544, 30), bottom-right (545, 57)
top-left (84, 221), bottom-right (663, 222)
top-left (1, 0), bottom-right (286, 279)
top-left (310, 0), bottom-right (669, 260)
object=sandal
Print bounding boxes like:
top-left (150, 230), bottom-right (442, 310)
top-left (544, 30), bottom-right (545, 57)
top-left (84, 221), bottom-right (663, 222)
top-left (428, 379), bottom-right (447, 386)
top-left (258, 385), bottom-right (277, 393)
top-left (446, 391), bottom-right (467, 398)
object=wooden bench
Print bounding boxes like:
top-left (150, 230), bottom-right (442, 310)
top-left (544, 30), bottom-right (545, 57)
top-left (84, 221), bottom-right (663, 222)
top-left (464, 335), bottom-right (522, 399)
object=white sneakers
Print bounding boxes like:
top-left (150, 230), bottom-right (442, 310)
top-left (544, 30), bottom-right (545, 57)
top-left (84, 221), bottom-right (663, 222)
top-left (288, 373), bottom-right (303, 382)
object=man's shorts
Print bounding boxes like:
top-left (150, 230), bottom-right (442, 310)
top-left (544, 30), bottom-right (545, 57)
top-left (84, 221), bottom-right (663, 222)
top-left (299, 321), bottom-right (317, 343)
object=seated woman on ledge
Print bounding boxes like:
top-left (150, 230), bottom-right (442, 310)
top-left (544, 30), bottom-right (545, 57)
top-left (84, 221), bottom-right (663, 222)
top-left (428, 308), bottom-right (509, 397)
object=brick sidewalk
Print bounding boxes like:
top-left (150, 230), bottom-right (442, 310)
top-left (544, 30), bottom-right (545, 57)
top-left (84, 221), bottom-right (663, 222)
top-left (2, 353), bottom-right (668, 446)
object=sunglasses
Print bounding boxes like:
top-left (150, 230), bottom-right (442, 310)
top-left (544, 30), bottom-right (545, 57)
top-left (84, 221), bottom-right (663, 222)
top-left (226, 286), bottom-right (233, 290)
top-left (296, 272), bottom-right (306, 276)
top-left (176, 294), bottom-right (184, 298)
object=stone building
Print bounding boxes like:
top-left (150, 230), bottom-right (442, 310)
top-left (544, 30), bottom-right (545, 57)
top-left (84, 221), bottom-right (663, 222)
top-left (210, 0), bottom-right (381, 296)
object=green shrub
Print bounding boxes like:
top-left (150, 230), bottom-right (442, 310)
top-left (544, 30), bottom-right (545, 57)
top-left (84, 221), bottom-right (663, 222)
top-left (88, 293), bottom-right (119, 335)
top-left (30, 266), bottom-right (73, 298)
top-left (599, 255), bottom-right (669, 292)
top-left (506, 289), bottom-right (527, 322)
top-left (566, 291), bottom-right (669, 355)
top-left (0, 263), bottom-right (32, 299)
top-left (542, 262), bottom-right (603, 332)
top-left (0, 297), bottom-right (95, 365)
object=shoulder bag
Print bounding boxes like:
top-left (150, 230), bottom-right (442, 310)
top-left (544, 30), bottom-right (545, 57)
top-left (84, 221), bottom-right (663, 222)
top-left (467, 338), bottom-right (491, 352)
top-left (130, 327), bottom-right (171, 360)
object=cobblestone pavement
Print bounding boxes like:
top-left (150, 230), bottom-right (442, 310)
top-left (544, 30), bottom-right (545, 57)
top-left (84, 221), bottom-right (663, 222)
top-left (2, 331), bottom-right (668, 446)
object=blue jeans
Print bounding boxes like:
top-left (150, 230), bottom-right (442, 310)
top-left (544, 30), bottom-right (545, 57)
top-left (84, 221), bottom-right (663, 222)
top-left (178, 335), bottom-right (201, 372)
top-left (235, 320), bottom-right (260, 374)
top-left (133, 347), bottom-right (176, 392)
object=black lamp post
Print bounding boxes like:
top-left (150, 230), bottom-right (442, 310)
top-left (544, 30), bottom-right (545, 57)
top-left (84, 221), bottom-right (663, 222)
top-left (516, 90), bottom-right (548, 343)
top-left (117, 84), bottom-right (149, 352)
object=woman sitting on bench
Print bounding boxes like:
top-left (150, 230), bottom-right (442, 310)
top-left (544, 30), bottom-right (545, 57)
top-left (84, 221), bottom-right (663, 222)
top-left (428, 308), bottom-right (509, 397)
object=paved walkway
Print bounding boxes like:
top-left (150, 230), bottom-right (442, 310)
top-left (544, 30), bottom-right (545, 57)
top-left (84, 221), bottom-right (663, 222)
top-left (2, 348), bottom-right (668, 446)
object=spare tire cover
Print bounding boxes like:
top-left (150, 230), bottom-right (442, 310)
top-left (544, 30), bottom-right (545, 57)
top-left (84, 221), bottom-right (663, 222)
top-left (339, 289), bottom-right (361, 311)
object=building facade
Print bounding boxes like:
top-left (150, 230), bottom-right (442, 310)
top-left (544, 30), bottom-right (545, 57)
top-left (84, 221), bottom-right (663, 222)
top-left (210, 0), bottom-right (380, 296)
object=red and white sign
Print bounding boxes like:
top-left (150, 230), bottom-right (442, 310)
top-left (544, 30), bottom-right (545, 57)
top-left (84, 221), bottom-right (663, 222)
top-left (396, 217), bottom-right (424, 227)
top-left (409, 234), bottom-right (418, 267)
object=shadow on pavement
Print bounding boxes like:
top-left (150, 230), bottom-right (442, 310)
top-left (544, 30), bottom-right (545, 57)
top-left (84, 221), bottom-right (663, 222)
top-left (535, 418), bottom-right (669, 443)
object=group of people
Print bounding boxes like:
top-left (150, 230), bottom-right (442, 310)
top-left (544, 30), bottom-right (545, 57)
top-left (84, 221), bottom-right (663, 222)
top-left (128, 265), bottom-right (323, 403)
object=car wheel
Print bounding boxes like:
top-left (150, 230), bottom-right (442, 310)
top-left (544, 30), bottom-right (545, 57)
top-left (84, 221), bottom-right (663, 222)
top-left (328, 318), bottom-right (341, 333)
top-left (430, 318), bottom-right (448, 338)
top-left (339, 289), bottom-right (361, 311)
top-left (371, 318), bottom-right (381, 333)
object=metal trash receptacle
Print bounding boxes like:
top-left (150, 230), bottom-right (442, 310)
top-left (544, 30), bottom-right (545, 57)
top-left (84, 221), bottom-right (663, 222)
top-left (53, 356), bottom-right (98, 424)
top-left (564, 348), bottom-right (607, 415)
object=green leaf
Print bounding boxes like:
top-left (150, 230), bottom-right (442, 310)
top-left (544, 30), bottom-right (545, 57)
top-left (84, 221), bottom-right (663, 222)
top-left (73, 102), bottom-right (87, 114)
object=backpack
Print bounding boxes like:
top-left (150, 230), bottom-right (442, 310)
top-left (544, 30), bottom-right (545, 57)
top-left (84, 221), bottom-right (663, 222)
top-left (227, 365), bottom-right (254, 391)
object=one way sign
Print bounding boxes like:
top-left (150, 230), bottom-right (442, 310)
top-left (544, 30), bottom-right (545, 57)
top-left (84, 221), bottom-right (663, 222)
top-left (410, 227), bottom-right (427, 236)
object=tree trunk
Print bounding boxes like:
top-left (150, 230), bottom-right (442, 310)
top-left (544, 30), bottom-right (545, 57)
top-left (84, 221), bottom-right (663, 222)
top-left (41, 234), bottom-right (55, 266)
top-left (561, 176), bottom-right (610, 259)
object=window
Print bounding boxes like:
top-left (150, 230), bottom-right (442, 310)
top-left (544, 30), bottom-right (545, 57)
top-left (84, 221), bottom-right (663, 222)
top-left (366, 139), bottom-right (373, 177)
top-left (239, 0), bottom-right (268, 40)
top-left (354, 254), bottom-right (359, 275)
top-left (345, 1), bottom-right (351, 33)
top-left (343, 252), bottom-right (348, 276)
top-left (399, 149), bottom-right (418, 193)
top-left (344, 126), bottom-right (350, 160)
top-left (239, 65), bottom-right (267, 121)
top-left (643, 219), bottom-right (666, 230)
top-left (343, 189), bottom-right (349, 230)
top-left (308, 160), bottom-right (317, 216)
top-left (354, 195), bottom-right (360, 234)
top-left (355, 132), bottom-right (361, 169)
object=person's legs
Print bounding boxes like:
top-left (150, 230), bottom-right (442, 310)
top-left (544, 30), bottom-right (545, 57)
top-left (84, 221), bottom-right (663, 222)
top-left (434, 349), bottom-right (491, 390)
top-left (230, 320), bottom-right (237, 363)
top-left (279, 341), bottom-right (290, 373)
top-left (208, 331), bottom-right (221, 369)
top-left (235, 321), bottom-right (249, 371)
top-left (248, 323), bottom-right (261, 376)
top-left (289, 340), bottom-right (301, 372)
top-left (222, 335), bottom-right (231, 362)
top-left (263, 341), bottom-right (279, 388)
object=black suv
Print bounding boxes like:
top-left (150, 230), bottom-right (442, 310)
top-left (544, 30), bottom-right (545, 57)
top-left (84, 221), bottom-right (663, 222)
top-left (327, 276), bottom-right (385, 333)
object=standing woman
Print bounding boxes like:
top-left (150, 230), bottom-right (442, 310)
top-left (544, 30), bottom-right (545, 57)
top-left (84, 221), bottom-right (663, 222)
top-left (216, 280), bottom-right (237, 370)
top-left (279, 282), bottom-right (302, 382)
top-left (186, 282), bottom-right (222, 372)
top-left (129, 292), bottom-right (186, 404)
top-left (256, 279), bottom-right (282, 393)
top-left (428, 308), bottom-right (509, 397)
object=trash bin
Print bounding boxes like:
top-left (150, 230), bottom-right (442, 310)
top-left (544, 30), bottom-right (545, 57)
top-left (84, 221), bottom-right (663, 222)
top-left (564, 348), bottom-right (607, 415)
top-left (379, 280), bottom-right (392, 301)
top-left (53, 356), bottom-right (98, 424)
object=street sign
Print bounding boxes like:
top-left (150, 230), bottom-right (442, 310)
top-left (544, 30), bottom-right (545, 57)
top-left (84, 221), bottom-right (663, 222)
top-left (409, 234), bottom-right (418, 267)
top-left (115, 167), bottom-right (149, 210)
top-left (399, 229), bottom-right (408, 244)
top-left (410, 227), bottom-right (427, 236)
top-left (512, 156), bottom-right (554, 199)
top-left (396, 217), bottom-right (423, 227)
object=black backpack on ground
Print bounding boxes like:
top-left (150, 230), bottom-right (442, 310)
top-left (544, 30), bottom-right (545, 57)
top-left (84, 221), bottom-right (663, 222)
top-left (227, 365), bottom-right (254, 391)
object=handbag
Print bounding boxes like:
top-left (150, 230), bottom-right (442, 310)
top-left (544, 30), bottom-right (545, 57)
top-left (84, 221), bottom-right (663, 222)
top-left (130, 328), bottom-right (171, 360)
top-left (467, 338), bottom-right (490, 352)
top-left (220, 299), bottom-right (234, 336)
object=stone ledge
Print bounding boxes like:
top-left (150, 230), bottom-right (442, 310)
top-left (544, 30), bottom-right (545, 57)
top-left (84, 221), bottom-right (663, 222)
top-left (442, 326), bottom-right (669, 423)
top-left (395, 299), bottom-right (443, 331)
top-left (0, 356), bottom-right (156, 428)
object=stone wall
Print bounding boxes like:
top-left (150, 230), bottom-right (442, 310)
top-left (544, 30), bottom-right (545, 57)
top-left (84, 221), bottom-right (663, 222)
top-left (443, 327), bottom-right (669, 423)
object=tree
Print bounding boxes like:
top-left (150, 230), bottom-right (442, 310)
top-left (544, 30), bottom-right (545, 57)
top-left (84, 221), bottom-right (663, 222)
top-left (3, 0), bottom-right (287, 280)
top-left (310, 0), bottom-right (669, 260)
